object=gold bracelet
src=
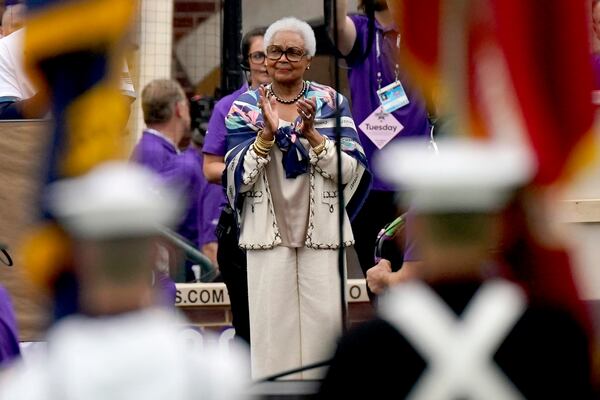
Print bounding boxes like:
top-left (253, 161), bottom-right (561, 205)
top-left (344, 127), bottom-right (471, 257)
top-left (253, 143), bottom-right (269, 158)
top-left (253, 139), bottom-right (272, 153)
top-left (254, 132), bottom-right (275, 158)
top-left (254, 143), bottom-right (269, 154)
top-left (256, 141), bottom-right (274, 153)
top-left (257, 130), bottom-right (275, 146)
top-left (312, 136), bottom-right (327, 155)
top-left (255, 139), bottom-right (273, 152)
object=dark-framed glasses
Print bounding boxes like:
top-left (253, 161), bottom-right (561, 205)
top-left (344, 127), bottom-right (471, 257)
top-left (266, 45), bottom-right (306, 62)
top-left (248, 51), bottom-right (266, 64)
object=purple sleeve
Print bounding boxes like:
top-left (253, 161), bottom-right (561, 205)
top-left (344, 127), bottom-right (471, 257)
top-left (0, 286), bottom-right (20, 365)
top-left (198, 182), bottom-right (225, 246)
top-left (203, 100), bottom-right (231, 156)
top-left (346, 14), bottom-right (369, 67)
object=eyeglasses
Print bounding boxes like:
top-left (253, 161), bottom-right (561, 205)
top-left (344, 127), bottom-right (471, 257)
top-left (248, 51), bottom-right (266, 64)
top-left (266, 45), bottom-right (306, 63)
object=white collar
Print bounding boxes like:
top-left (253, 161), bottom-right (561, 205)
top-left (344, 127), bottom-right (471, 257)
top-left (144, 128), bottom-right (180, 154)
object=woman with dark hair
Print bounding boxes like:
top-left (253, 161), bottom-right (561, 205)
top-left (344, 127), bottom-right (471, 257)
top-left (202, 26), bottom-right (271, 345)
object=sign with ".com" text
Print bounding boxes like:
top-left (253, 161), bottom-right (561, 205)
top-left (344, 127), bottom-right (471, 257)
top-left (175, 279), bottom-right (369, 307)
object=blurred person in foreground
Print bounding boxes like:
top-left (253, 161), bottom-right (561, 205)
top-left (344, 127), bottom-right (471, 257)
top-left (225, 17), bottom-right (371, 379)
top-left (203, 26), bottom-right (270, 344)
top-left (333, 0), bottom-right (431, 301)
top-left (0, 285), bottom-right (20, 368)
top-left (319, 139), bottom-right (594, 399)
top-left (0, 162), bottom-right (249, 400)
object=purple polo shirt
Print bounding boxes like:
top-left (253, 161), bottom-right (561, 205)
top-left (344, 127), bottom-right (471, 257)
top-left (203, 84), bottom-right (249, 157)
top-left (0, 285), bottom-right (20, 366)
top-left (180, 147), bottom-right (222, 246)
top-left (347, 14), bottom-right (430, 191)
top-left (131, 129), bottom-right (179, 172)
top-left (202, 84), bottom-right (247, 217)
top-left (131, 130), bottom-right (202, 247)
top-left (200, 181), bottom-right (223, 246)
top-left (174, 148), bottom-right (205, 247)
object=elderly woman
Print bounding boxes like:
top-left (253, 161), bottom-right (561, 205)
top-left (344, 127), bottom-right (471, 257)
top-left (225, 17), bottom-right (371, 379)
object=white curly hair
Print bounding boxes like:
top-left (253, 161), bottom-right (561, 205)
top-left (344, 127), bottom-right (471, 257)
top-left (263, 17), bottom-right (317, 57)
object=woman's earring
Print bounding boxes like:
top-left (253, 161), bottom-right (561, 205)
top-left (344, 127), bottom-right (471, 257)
top-left (307, 65), bottom-right (311, 70)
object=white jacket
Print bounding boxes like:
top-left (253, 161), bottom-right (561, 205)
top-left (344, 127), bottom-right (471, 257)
top-left (228, 137), bottom-right (365, 250)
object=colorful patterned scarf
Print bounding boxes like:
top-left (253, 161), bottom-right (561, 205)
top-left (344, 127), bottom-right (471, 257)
top-left (224, 81), bottom-right (372, 220)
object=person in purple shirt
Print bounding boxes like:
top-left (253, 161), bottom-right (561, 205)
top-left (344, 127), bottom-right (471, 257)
top-left (198, 177), bottom-right (223, 264)
top-left (202, 27), bottom-right (271, 345)
top-left (131, 80), bottom-right (190, 172)
top-left (203, 26), bottom-right (270, 180)
top-left (0, 285), bottom-right (20, 367)
top-left (131, 79), bottom-right (191, 300)
top-left (179, 130), bottom-right (222, 276)
top-left (334, 0), bottom-right (431, 300)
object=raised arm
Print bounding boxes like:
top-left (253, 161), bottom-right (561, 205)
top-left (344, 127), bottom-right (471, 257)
top-left (331, 0), bottom-right (357, 57)
top-left (237, 86), bottom-right (278, 192)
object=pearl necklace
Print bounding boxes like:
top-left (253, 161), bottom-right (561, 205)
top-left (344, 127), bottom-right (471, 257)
top-left (268, 81), bottom-right (307, 104)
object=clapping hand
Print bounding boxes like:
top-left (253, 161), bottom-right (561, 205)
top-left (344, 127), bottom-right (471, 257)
top-left (258, 86), bottom-right (278, 140)
top-left (297, 97), bottom-right (317, 136)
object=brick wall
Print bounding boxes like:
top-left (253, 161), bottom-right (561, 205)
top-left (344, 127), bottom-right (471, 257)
top-left (173, 0), bottom-right (221, 95)
top-left (174, 0), bottom-right (217, 41)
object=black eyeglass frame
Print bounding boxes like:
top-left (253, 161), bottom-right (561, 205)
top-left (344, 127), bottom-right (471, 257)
top-left (265, 45), bottom-right (307, 63)
top-left (248, 51), bottom-right (266, 64)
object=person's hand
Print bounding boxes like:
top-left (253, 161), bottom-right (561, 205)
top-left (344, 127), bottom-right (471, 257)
top-left (366, 259), bottom-right (393, 294)
top-left (201, 242), bottom-right (219, 275)
top-left (297, 97), bottom-right (317, 137)
top-left (258, 86), bottom-right (278, 139)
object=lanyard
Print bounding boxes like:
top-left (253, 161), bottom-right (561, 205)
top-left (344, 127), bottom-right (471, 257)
top-left (375, 30), bottom-right (401, 90)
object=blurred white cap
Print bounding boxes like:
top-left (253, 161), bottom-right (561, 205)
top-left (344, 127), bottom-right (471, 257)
top-left (47, 162), bottom-right (182, 238)
top-left (375, 139), bottom-right (536, 212)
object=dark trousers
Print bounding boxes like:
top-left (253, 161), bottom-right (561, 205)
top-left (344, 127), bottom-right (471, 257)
top-left (350, 190), bottom-right (398, 302)
top-left (216, 207), bottom-right (250, 345)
